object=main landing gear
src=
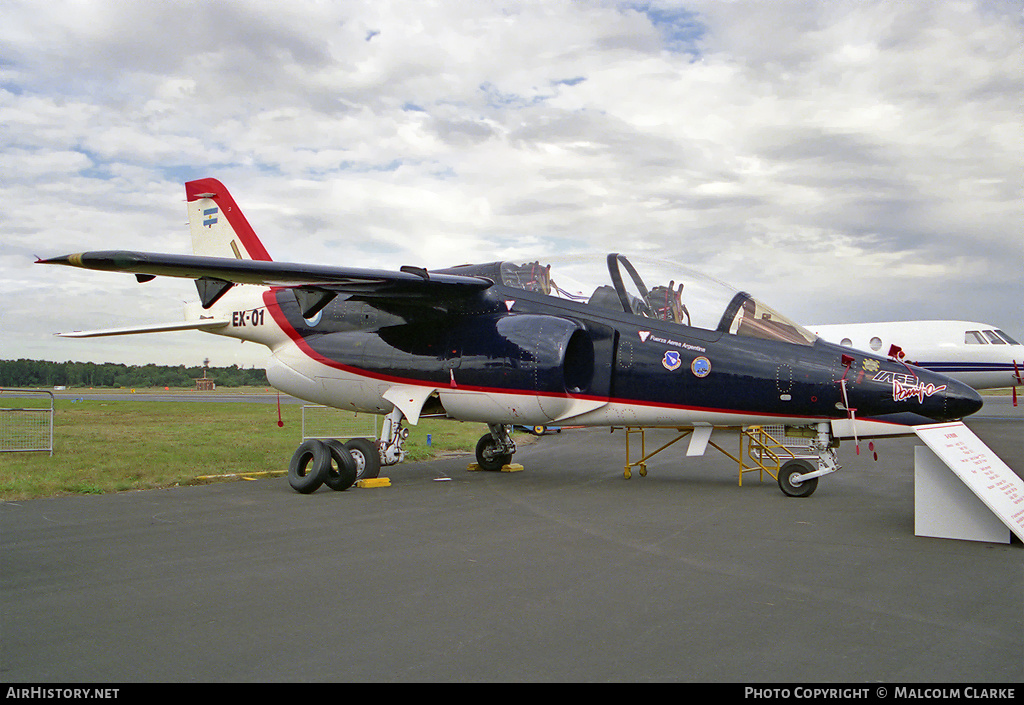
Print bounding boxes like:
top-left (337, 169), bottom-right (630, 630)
top-left (474, 423), bottom-right (517, 471)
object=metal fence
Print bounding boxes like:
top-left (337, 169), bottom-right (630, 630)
top-left (0, 389), bottom-right (55, 456)
top-left (301, 405), bottom-right (378, 442)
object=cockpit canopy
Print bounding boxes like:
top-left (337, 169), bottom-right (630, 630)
top-left (446, 253), bottom-right (818, 346)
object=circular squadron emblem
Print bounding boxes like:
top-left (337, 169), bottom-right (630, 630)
top-left (691, 356), bottom-right (711, 378)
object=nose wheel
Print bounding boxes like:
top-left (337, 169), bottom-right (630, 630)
top-left (778, 459), bottom-right (819, 497)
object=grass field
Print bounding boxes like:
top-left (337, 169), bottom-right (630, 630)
top-left (4, 386), bottom-right (1013, 500)
top-left (0, 393), bottom-right (494, 500)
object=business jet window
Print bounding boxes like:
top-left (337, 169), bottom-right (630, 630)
top-left (869, 336), bottom-right (882, 351)
top-left (965, 331), bottom-right (986, 344)
top-left (995, 330), bottom-right (1020, 345)
top-left (983, 330), bottom-right (1007, 344)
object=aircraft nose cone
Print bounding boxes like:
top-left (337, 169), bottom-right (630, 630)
top-left (945, 379), bottom-right (983, 419)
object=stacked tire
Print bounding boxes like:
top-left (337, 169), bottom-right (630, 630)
top-left (287, 438), bottom-right (380, 494)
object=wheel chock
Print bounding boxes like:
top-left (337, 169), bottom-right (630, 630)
top-left (355, 477), bottom-right (391, 488)
top-left (467, 463), bottom-right (524, 472)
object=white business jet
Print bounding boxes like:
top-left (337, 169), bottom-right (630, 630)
top-left (811, 320), bottom-right (1022, 403)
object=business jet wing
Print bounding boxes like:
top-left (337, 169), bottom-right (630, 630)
top-left (38, 250), bottom-right (494, 315)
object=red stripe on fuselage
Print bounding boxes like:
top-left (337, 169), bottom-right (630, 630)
top-left (260, 289), bottom-right (850, 424)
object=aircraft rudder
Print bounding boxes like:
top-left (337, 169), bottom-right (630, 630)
top-left (185, 178), bottom-right (273, 261)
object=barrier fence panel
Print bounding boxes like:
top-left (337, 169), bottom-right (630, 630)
top-left (301, 406), bottom-right (378, 441)
top-left (1, 389), bottom-right (55, 456)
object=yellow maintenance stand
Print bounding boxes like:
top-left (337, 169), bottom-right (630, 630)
top-left (617, 425), bottom-right (815, 487)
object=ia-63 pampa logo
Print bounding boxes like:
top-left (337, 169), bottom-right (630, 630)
top-left (873, 370), bottom-right (947, 403)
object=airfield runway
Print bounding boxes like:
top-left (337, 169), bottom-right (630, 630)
top-left (2, 395), bottom-right (1021, 683)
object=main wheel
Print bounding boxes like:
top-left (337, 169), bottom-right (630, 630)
top-left (323, 439), bottom-right (358, 491)
top-left (344, 438), bottom-right (381, 480)
top-left (778, 459), bottom-right (818, 498)
top-left (475, 434), bottom-right (512, 471)
top-left (288, 439), bottom-right (331, 494)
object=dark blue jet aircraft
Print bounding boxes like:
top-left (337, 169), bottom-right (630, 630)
top-left (40, 179), bottom-right (983, 496)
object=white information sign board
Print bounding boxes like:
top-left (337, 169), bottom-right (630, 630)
top-left (915, 447), bottom-right (1010, 543)
top-left (913, 422), bottom-right (1024, 543)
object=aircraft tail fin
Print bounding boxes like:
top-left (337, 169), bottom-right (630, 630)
top-left (185, 178), bottom-right (273, 261)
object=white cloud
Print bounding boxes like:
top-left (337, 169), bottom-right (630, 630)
top-left (1, 0), bottom-right (1021, 366)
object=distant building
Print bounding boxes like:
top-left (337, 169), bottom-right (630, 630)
top-left (195, 369), bottom-right (216, 391)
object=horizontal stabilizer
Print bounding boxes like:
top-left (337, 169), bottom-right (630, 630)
top-left (57, 318), bottom-right (230, 338)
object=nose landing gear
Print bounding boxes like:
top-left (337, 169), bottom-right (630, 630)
top-left (776, 423), bottom-right (839, 498)
top-left (777, 459), bottom-right (818, 498)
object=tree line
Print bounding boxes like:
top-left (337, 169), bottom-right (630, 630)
top-left (0, 359), bottom-right (269, 389)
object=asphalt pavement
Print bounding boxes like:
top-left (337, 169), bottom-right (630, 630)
top-left (1, 395), bottom-right (1021, 683)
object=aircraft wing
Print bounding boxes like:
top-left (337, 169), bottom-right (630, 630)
top-left (38, 250), bottom-right (494, 313)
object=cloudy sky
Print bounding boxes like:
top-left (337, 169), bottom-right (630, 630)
top-left (2, 0), bottom-right (1021, 368)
